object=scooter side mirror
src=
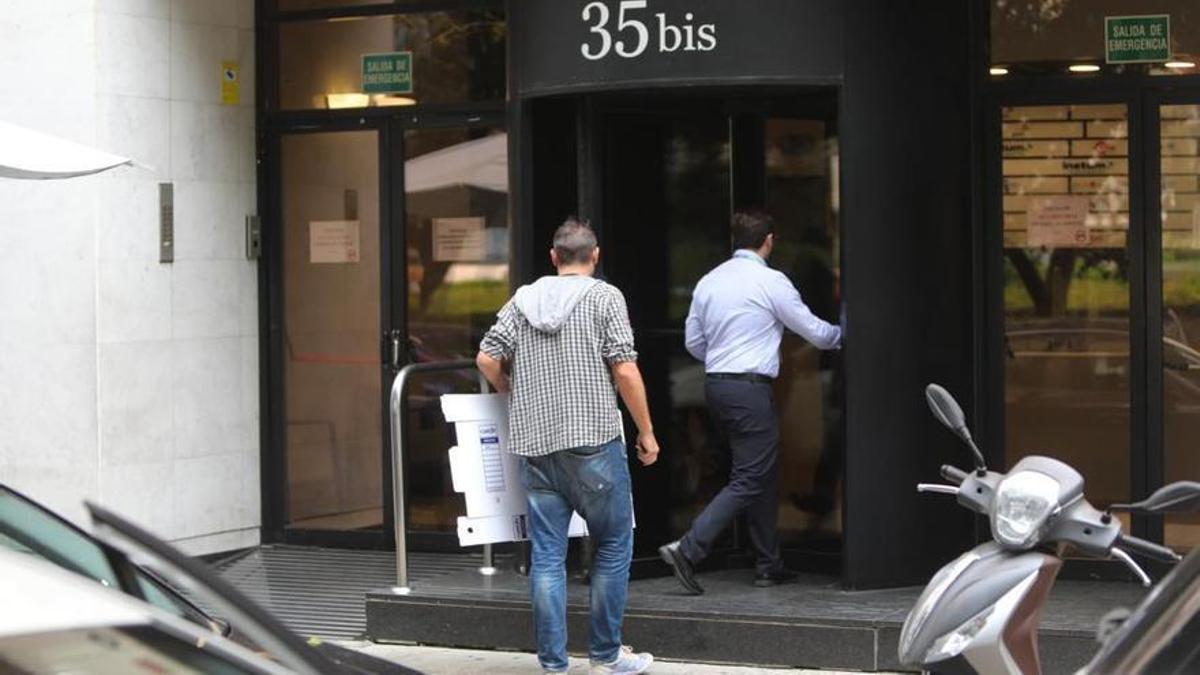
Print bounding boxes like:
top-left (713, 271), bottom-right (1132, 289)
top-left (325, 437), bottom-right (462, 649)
top-left (925, 383), bottom-right (988, 472)
top-left (925, 384), bottom-right (967, 434)
top-left (1110, 481), bottom-right (1200, 514)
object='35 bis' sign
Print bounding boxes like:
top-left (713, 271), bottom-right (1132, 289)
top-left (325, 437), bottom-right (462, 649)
top-left (580, 0), bottom-right (717, 60)
top-left (514, 0), bottom-right (839, 96)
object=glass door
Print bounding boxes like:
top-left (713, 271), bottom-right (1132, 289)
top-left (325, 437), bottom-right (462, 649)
top-left (762, 117), bottom-right (843, 566)
top-left (273, 118), bottom-right (508, 548)
top-left (998, 102), bottom-right (1135, 510)
top-left (602, 107), bottom-right (733, 560)
top-left (990, 88), bottom-right (1200, 557)
top-left (279, 126), bottom-right (389, 536)
top-left (263, 0), bottom-right (508, 549)
top-left (1154, 95), bottom-right (1200, 553)
top-left (400, 123), bottom-right (510, 545)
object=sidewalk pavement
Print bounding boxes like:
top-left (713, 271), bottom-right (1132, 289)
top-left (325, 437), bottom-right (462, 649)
top-left (339, 641), bottom-right (899, 674)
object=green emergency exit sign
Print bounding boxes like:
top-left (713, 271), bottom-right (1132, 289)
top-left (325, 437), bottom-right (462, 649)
top-left (1105, 15), bottom-right (1170, 64)
top-left (361, 51), bottom-right (413, 94)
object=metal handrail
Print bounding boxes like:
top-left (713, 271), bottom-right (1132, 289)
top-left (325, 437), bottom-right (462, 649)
top-left (389, 358), bottom-right (484, 591)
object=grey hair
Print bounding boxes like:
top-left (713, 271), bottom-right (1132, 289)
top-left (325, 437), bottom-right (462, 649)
top-left (552, 216), bottom-right (598, 265)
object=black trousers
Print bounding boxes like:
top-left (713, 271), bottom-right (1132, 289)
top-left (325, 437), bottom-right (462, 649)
top-left (679, 378), bottom-right (782, 575)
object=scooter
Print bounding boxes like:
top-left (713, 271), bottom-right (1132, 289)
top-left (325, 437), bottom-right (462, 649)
top-left (898, 384), bottom-right (1183, 674)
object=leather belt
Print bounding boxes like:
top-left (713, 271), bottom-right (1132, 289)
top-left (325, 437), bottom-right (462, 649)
top-left (706, 372), bottom-right (773, 384)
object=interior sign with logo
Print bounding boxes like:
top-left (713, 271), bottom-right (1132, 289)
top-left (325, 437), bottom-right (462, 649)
top-left (361, 51), bottom-right (413, 94)
top-left (580, 1), bottom-right (716, 60)
top-left (1105, 15), bottom-right (1170, 64)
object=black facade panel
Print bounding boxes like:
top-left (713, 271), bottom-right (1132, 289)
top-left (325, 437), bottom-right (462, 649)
top-left (511, 0), bottom-right (844, 97)
top-left (840, 0), bottom-right (979, 588)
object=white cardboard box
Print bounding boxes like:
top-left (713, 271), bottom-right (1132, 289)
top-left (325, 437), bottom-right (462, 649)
top-left (441, 393), bottom-right (588, 546)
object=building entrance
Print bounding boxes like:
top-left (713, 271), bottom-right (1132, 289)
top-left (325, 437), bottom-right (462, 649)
top-left (547, 90), bottom-right (845, 570)
top-left (258, 0), bottom-right (984, 590)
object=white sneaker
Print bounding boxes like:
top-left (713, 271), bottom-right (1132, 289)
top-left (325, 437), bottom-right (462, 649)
top-left (589, 645), bottom-right (653, 674)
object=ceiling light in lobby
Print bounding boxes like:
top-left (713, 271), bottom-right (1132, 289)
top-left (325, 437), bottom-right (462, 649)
top-left (989, 66), bottom-right (1009, 75)
top-left (372, 94), bottom-right (418, 107)
top-left (1165, 60), bottom-right (1196, 69)
top-left (1068, 64), bottom-right (1101, 73)
top-left (326, 93), bottom-right (370, 109)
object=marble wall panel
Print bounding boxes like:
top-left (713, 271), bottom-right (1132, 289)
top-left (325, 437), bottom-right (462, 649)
top-left (98, 260), bottom-right (173, 343)
top-left (96, 12), bottom-right (170, 99)
top-left (98, 340), bottom-right (174, 466)
top-left (172, 336), bottom-right (246, 459)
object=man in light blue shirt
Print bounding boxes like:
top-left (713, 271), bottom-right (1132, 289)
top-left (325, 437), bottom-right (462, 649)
top-left (659, 210), bottom-right (842, 594)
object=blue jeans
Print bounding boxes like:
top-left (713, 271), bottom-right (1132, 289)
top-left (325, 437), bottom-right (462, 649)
top-left (519, 437), bottom-right (633, 671)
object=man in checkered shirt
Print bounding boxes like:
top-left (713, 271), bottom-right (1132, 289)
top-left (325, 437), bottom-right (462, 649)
top-left (477, 217), bottom-right (659, 675)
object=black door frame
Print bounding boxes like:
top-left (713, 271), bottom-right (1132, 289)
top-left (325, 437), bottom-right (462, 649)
top-left (983, 74), bottom-right (1200, 567)
top-left (261, 108), bottom-right (507, 550)
top-left (261, 116), bottom-right (396, 550)
top-left (256, 0), bottom-right (507, 549)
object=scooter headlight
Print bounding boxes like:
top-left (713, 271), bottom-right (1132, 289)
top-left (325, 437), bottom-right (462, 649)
top-left (990, 470), bottom-right (1060, 549)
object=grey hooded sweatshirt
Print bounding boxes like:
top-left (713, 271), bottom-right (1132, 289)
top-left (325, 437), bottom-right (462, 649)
top-left (512, 275), bottom-right (601, 333)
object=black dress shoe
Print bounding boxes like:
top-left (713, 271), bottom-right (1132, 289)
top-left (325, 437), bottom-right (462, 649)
top-left (658, 540), bottom-right (704, 595)
top-left (753, 569), bottom-right (798, 587)
top-left (790, 492), bottom-right (834, 517)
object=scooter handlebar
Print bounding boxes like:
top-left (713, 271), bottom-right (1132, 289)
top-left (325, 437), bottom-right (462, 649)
top-left (1117, 533), bottom-right (1182, 563)
top-left (940, 465), bottom-right (969, 486)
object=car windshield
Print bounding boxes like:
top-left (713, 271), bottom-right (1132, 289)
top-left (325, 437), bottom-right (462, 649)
top-left (0, 625), bottom-right (257, 674)
top-left (0, 487), bottom-right (120, 587)
top-left (0, 487), bottom-right (207, 626)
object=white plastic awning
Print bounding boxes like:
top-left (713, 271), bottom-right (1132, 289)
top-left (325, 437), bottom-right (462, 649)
top-left (0, 120), bottom-right (132, 180)
top-left (404, 132), bottom-right (507, 194)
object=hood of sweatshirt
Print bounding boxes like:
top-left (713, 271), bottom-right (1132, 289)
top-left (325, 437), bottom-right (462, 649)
top-left (512, 275), bottom-right (600, 334)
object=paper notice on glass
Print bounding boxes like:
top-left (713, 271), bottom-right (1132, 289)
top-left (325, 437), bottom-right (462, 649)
top-left (1026, 196), bottom-right (1090, 248)
top-left (433, 217), bottom-right (486, 262)
top-left (309, 220), bottom-right (360, 263)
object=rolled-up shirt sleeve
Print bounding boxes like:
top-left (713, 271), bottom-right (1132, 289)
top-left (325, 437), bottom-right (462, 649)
top-left (479, 301), bottom-right (518, 361)
top-left (601, 288), bottom-right (638, 364)
top-left (768, 272), bottom-right (842, 350)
